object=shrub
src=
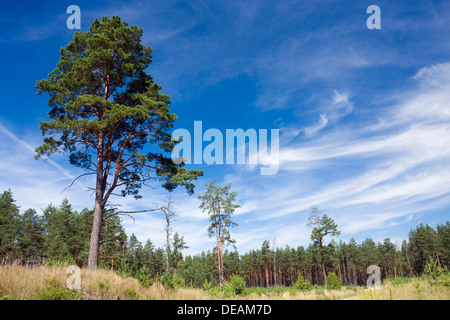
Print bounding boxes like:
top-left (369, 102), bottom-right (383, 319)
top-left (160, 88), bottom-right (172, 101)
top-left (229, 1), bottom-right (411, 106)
top-left (326, 272), bottom-right (341, 290)
top-left (314, 285), bottom-right (325, 295)
top-left (424, 258), bottom-right (444, 281)
top-left (173, 274), bottom-right (185, 290)
top-left (97, 281), bottom-right (111, 296)
top-left (272, 285), bottom-right (288, 296)
top-left (345, 285), bottom-right (357, 291)
top-left (221, 281), bottom-right (235, 298)
top-left (294, 275), bottom-right (313, 292)
top-left (229, 275), bottom-right (246, 295)
top-left (135, 266), bottom-right (153, 288)
top-left (38, 278), bottom-right (81, 300)
top-left (245, 286), bottom-right (265, 296)
top-left (442, 274), bottom-right (450, 287)
top-left (160, 272), bottom-right (175, 290)
top-left (122, 288), bottom-right (139, 300)
top-left (390, 277), bottom-right (412, 286)
top-left (209, 281), bottom-right (235, 298)
top-left (202, 279), bottom-right (212, 291)
top-left (117, 261), bottom-right (133, 278)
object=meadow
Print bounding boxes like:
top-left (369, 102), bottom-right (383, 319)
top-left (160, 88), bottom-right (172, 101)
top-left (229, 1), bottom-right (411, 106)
top-left (1, 263), bottom-right (449, 300)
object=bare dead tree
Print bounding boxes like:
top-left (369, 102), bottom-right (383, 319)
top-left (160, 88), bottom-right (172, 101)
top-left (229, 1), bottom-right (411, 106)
top-left (161, 192), bottom-right (175, 273)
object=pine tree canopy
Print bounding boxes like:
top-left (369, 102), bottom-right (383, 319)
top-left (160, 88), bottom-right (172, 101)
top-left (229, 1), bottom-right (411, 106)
top-left (35, 16), bottom-right (203, 203)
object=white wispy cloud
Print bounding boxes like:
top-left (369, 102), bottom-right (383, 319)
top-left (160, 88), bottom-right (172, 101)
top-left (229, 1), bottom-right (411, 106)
top-left (0, 124), bottom-right (90, 211)
top-left (304, 90), bottom-right (353, 136)
top-left (225, 61), bottom-right (450, 242)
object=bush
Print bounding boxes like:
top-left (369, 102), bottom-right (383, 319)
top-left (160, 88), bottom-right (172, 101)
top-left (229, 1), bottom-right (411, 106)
top-left (229, 275), bottom-right (246, 295)
top-left (442, 274), bottom-right (450, 287)
top-left (97, 281), bottom-right (111, 296)
top-left (122, 288), bottom-right (139, 300)
top-left (326, 272), bottom-right (341, 290)
top-left (314, 285), bottom-right (325, 295)
top-left (272, 285), bottom-right (288, 296)
top-left (135, 266), bottom-right (153, 288)
top-left (160, 272), bottom-right (174, 289)
top-left (390, 277), bottom-right (412, 286)
top-left (209, 281), bottom-right (235, 298)
top-left (221, 281), bottom-right (235, 298)
top-left (294, 275), bottom-right (313, 292)
top-left (245, 286), bottom-right (265, 296)
top-left (117, 261), bottom-right (133, 278)
top-left (424, 258), bottom-right (444, 281)
top-left (202, 279), bottom-right (212, 291)
top-left (173, 274), bottom-right (185, 290)
top-left (160, 272), bottom-right (183, 290)
top-left (38, 278), bottom-right (82, 300)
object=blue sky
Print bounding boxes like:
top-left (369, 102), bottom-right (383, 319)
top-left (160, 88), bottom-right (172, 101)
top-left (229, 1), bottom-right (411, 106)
top-left (1, 0), bottom-right (450, 255)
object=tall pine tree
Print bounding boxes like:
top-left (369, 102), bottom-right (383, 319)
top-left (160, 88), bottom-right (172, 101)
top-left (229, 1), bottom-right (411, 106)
top-left (35, 16), bottom-right (202, 268)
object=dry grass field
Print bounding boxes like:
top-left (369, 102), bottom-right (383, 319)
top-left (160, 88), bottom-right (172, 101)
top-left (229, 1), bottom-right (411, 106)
top-left (1, 264), bottom-right (449, 300)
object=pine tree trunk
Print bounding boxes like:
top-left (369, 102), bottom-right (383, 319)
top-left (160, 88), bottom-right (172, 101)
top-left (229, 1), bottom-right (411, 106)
top-left (87, 200), bottom-right (104, 269)
top-left (337, 262), bottom-right (342, 282)
top-left (319, 240), bottom-right (327, 286)
top-left (87, 133), bottom-right (105, 270)
top-left (342, 258), bottom-right (348, 285)
top-left (322, 263), bottom-right (327, 286)
top-left (217, 240), bottom-right (223, 285)
top-left (345, 257), bottom-right (351, 284)
top-left (314, 265), bottom-right (319, 285)
top-left (429, 229), bottom-right (443, 268)
top-left (265, 264), bottom-right (269, 287)
top-left (165, 232), bottom-right (170, 272)
top-left (165, 192), bottom-right (172, 273)
top-left (273, 256), bottom-right (277, 286)
top-left (405, 247), bottom-right (413, 277)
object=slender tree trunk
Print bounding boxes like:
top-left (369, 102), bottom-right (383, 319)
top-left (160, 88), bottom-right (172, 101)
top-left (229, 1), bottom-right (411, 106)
top-left (273, 252), bottom-right (277, 286)
top-left (259, 268), bottom-right (263, 287)
top-left (319, 240), bottom-right (327, 286)
top-left (342, 258), bottom-right (347, 285)
top-left (345, 257), bottom-right (351, 284)
top-left (265, 263), bottom-right (269, 287)
top-left (217, 240), bottom-right (223, 285)
top-left (165, 193), bottom-right (172, 273)
top-left (314, 265), bottom-right (319, 285)
top-left (337, 262), bottom-right (343, 282)
top-left (87, 200), bottom-right (104, 269)
top-left (405, 246), bottom-right (413, 276)
top-left (322, 263), bottom-right (327, 286)
top-left (429, 229), bottom-right (443, 267)
top-left (219, 247), bottom-right (224, 285)
top-left (87, 133), bottom-right (105, 270)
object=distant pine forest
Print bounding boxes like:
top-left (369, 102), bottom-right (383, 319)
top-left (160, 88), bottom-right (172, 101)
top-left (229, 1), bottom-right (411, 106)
top-left (1, 189), bottom-right (449, 288)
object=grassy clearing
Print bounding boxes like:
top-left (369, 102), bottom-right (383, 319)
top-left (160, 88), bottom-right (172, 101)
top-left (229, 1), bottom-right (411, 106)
top-left (0, 264), bottom-right (211, 300)
top-left (1, 264), bottom-right (449, 300)
top-left (356, 275), bottom-right (450, 300)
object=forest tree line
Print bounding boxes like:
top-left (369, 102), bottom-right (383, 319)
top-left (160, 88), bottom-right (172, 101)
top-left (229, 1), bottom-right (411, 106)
top-left (1, 189), bottom-right (449, 288)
